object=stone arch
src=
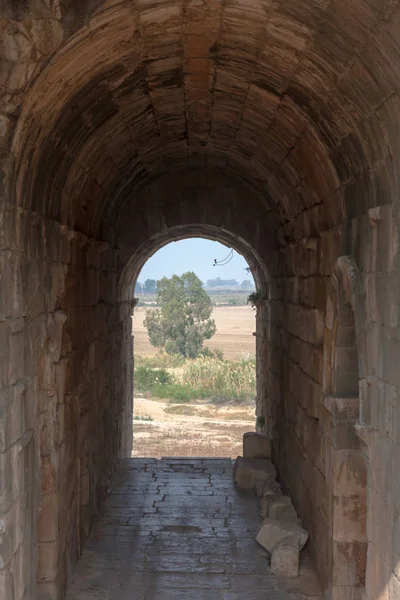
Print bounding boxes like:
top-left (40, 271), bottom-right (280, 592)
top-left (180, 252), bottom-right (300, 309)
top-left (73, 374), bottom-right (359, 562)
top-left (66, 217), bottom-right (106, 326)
top-left (118, 220), bottom-right (271, 457)
top-left (324, 255), bottom-right (366, 398)
top-left (118, 224), bottom-right (268, 300)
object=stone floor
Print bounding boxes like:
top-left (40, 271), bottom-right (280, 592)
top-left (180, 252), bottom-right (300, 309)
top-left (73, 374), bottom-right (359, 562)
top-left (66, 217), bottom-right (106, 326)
top-left (66, 458), bottom-right (322, 600)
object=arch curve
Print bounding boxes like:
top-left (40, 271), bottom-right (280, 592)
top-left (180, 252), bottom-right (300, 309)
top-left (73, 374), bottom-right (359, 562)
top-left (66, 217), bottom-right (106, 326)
top-left (324, 254), bottom-right (366, 397)
top-left (118, 223), bottom-right (268, 302)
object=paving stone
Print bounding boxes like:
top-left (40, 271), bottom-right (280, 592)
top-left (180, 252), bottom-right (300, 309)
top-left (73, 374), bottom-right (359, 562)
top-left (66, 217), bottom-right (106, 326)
top-left (143, 573), bottom-right (231, 589)
top-left (223, 593), bottom-right (297, 600)
top-left (148, 591), bottom-right (223, 600)
top-left (64, 459), bottom-right (320, 599)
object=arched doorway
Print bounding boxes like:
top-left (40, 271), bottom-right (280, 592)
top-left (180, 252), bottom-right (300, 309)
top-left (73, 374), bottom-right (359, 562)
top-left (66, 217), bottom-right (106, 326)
top-left (130, 237), bottom-right (257, 458)
top-left (118, 225), bottom-right (271, 461)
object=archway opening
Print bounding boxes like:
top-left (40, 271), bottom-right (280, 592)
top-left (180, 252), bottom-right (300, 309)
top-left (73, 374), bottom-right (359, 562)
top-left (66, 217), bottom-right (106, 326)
top-left (129, 237), bottom-right (259, 459)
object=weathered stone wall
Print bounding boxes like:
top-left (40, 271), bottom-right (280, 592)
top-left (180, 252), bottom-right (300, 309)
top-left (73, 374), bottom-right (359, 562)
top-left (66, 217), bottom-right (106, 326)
top-left (350, 204), bottom-right (400, 600)
top-left (266, 233), bottom-right (332, 588)
top-left (1, 204), bottom-right (67, 600)
top-left (268, 202), bottom-right (400, 600)
top-left (0, 200), bottom-right (132, 599)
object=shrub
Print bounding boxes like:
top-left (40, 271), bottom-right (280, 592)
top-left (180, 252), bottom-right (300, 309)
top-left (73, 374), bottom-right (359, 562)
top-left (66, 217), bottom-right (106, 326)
top-left (135, 366), bottom-right (172, 392)
top-left (134, 356), bottom-right (256, 404)
top-left (182, 357), bottom-right (256, 402)
top-left (256, 415), bottom-right (265, 429)
top-left (199, 347), bottom-right (224, 360)
top-left (151, 383), bottom-right (207, 403)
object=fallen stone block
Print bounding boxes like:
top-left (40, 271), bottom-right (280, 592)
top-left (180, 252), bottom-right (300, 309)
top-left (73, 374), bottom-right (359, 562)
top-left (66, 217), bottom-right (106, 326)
top-left (275, 505), bottom-right (300, 523)
top-left (260, 496), bottom-right (270, 518)
top-left (256, 518), bottom-right (309, 554)
top-left (268, 496), bottom-right (293, 519)
top-left (243, 432), bottom-right (271, 458)
top-left (262, 480), bottom-right (282, 497)
top-left (271, 536), bottom-right (300, 578)
top-left (233, 457), bottom-right (276, 491)
top-left (255, 478), bottom-right (267, 497)
top-left (255, 476), bottom-right (280, 497)
top-left (259, 493), bottom-right (282, 518)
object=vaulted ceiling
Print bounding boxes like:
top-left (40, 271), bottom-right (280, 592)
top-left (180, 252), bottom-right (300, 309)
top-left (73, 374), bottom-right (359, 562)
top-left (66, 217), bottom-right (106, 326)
top-left (9, 0), bottom-right (400, 239)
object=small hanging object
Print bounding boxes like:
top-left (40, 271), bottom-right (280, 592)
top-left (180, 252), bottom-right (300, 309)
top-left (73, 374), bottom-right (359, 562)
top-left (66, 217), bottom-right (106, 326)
top-left (213, 249), bottom-right (234, 267)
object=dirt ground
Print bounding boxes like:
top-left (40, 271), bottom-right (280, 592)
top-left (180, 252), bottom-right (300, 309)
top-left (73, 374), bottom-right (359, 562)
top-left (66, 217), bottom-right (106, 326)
top-left (133, 397), bottom-right (255, 458)
top-left (133, 305), bottom-right (256, 359)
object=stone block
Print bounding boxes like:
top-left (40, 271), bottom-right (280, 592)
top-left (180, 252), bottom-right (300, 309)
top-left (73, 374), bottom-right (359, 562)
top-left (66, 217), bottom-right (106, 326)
top-left (38, 494), bottom-right (58, 543)
top-left (255, 476), bottom-right (280, 498)
top-left (332, 495), bottom-right (366, 543)
top-left (262, 480), bottom-right (282, 497)
top-left (268, 495), bottom-right (293, 519)
top-left (254, 478), bottom-right (266, 497)
top-left (275, 505), bottom-right (300, 523)
top-left (332, 541), bottom-right (367, 587)
top-left (0, 382), bottom-right (26, 453)
top-left (233, 457), bottom-right (276, 491)
top-left (36, 581), bottom-right (59, 600)
top-left (260, 495), bottom-right (271, 519)
top-left (243, 432), bottom-right (271, 458)
top-left (0, 511), bottom-right (13, 569)
top-left (331, 424), bottom-right (361, 450)
top-left (260, 493), bottom-right (299, 521)
top-left (328, 585), bottom-right (365, 600)
top-left (271, 536), bottom-right (300, 578)
top-left (0, 566), bottom-right (13, 600)
top-left (332, 450), bottom-right (367, 496)
top-left (37, 541), bottom-right (58, 583)
top-left (256, 518), bottom-right (309, 554)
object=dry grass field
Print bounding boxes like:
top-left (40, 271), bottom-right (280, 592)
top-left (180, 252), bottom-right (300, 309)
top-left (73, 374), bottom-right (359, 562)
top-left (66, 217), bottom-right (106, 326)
top-left (133, 305), bottom-right (256, 359)
top-left (133, 397), bottom-right (255, 458)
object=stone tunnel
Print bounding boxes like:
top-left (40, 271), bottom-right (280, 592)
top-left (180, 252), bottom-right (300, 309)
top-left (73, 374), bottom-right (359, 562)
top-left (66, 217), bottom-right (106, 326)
top-left (1, 0), bottom-right (399, 598)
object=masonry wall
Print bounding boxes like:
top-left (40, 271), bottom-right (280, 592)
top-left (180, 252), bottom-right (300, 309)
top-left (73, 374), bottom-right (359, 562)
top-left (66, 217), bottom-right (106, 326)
top-left (267, 233), bottom-right (333, 589)
top-left (0, 201), bottom-right (132, 600)
top-left (266, 201), bottom-right (400, 600)
top-left (350, 203), bottom-right (400, 600)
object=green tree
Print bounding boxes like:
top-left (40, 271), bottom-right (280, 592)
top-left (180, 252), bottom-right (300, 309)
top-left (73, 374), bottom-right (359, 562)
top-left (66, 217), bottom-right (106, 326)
top-left (144, 279), bottom-right (157, 293)
top-left (144, 272), bottom-right (216, 358)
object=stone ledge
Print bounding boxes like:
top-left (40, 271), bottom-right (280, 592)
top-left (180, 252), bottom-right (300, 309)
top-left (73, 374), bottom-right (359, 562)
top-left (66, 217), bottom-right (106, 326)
top-left (324, 396), bottom-right (360, 424)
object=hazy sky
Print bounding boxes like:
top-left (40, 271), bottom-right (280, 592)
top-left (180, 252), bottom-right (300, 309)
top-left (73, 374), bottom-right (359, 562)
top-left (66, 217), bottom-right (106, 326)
top-left (138, 238), bottom-right (254, 285)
